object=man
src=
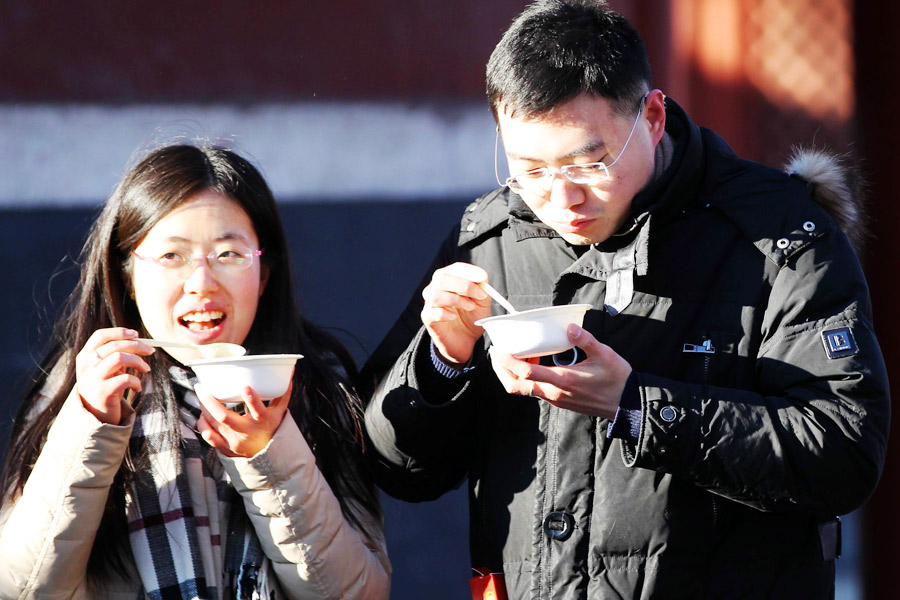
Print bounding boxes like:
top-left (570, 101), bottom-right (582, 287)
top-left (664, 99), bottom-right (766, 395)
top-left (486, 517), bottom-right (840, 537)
top-left (362, 1), bottom-right (890, 597)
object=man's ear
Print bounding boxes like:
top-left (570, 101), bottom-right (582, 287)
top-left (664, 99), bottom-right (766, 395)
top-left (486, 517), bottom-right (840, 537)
top-left (645, 89), bottom-right (667, 145)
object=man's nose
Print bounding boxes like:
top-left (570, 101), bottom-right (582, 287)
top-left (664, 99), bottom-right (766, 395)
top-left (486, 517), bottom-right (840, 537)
top-left (548, 172), bottom-right (585, 209)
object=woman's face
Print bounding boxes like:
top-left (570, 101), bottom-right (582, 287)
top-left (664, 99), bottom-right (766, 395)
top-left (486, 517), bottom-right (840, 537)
top-left (130, 190), bottom-right (268, 363)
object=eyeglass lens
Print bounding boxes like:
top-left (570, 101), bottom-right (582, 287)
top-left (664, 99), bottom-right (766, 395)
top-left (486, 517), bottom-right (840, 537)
top-left (132, 247), bottom-right (261, 277)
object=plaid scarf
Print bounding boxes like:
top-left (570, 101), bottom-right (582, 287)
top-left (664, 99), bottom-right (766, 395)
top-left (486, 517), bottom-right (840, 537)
top-left (126, 366), bottom-right (279, 600)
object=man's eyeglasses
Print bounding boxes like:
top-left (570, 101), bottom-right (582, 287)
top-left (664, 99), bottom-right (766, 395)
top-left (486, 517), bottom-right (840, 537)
top-left (495, 94), bottom-right (647, 197)
top-left (131, 246), bottom-right (264, 279)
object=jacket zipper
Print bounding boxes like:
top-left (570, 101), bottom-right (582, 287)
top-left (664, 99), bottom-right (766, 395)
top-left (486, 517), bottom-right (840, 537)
top-left (683, 336), bottom-right (720, 525)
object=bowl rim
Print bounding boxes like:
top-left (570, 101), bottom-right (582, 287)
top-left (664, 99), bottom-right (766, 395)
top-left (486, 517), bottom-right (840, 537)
top-left (185, 353), bottom-right (304, 367)
top-left (475, 303), bottom-right (592, 326)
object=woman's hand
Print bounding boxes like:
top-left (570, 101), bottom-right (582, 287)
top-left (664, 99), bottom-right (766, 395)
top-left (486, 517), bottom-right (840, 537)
top-left (75, 328), bottom-right (154, 425)
top-left (195, 378), bottom-right (292, 458)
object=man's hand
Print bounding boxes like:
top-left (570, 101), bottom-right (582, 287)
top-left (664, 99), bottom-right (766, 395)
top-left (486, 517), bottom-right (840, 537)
top-left (489, 324), bottom-right (632, 420)
top-left (421, 262), bottom-right (493, 366)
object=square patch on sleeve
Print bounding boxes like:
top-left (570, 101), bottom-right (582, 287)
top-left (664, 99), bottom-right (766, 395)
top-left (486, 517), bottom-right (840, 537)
top-left (822, 326), bottom-right (858, 359)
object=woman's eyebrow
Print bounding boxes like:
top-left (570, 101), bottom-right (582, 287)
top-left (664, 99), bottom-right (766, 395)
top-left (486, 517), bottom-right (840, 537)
top-left (215, 232), bottom-right (252, 243)
top-left (158, 232), bottom-right (252, 244)
top-left (160, 235), bottom-right (191, 244)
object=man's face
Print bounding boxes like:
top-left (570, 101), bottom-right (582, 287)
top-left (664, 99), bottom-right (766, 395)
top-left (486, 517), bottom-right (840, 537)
top-left (497, 91), bottom-right (665, 245)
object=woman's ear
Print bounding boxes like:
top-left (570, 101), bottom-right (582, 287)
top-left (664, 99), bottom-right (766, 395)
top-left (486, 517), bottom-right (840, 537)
top-left (259, 265), bottom-right (270, 297)
top-left (122, 261), bottom-right (136, 300)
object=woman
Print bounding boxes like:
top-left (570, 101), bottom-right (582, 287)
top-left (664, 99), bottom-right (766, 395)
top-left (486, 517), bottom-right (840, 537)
top-left (0, 144), bottom-right (391, 599)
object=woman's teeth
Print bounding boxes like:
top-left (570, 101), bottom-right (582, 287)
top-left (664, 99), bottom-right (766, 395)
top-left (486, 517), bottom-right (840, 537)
top-left (181, 310), bottom-right (224, 330)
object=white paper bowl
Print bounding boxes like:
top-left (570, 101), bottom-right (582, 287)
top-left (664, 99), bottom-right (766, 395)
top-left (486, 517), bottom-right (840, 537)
top-left (185, 354), bottom-right (303, 401)
top-left (475, 304), bottom-right (592, 359)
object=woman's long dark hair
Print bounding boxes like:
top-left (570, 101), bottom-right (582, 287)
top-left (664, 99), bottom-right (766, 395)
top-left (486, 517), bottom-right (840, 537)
top-left (0, 144), bottom-right (381, 583)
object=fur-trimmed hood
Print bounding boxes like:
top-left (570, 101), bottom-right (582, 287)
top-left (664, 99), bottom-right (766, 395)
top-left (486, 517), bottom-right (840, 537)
top-left (783, 147), bottom-right (867, 253)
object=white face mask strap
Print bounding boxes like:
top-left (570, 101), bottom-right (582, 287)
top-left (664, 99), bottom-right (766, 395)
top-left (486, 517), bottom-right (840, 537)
top-left (494, 126), bottom-right (505, 187)
top-left (604, 94), bottom-right (647, 171)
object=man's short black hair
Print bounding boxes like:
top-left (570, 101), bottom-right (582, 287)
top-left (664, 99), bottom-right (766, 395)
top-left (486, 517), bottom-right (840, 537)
top-left (487, 0), bottom-right (652, 121)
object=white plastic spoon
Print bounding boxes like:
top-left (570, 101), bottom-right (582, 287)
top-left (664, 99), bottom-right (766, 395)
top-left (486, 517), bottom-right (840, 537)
top-left (135, 338), bottom-right (247, 359)
top-left (479, 281), bottom-right (518, 314)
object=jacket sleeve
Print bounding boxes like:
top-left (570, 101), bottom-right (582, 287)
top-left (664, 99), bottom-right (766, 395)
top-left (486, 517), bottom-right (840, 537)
top-left (219, 414), bottom-right (391, 600)
top-left (0, 389), bottom-right (134, 598)
top-left (621, 232), bottom-right (890, 516)
top-left (361, 225), bottom-right (481, 502)
top-left (364, 328), bottom-right (479, 502)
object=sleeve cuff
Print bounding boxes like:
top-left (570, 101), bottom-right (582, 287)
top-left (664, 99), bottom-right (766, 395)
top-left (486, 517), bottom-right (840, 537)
top-left (429, 340), bottom-right (477, 379)
top-left (408, 337), bottom-right (480, 406)
top-left (607, 371), bottom-right (641, 442)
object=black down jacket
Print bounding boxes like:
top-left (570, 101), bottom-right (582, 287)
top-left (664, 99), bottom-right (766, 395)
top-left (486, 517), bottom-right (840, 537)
top-left (362, 100), bottom-right (890, 599)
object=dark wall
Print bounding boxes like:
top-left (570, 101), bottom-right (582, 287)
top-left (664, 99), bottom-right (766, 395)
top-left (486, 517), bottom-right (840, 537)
top-left (855, 1), bottom-right (900, 596)
top-left (0, 2), bottom-right (524, 102)
top-left (0, 200), bottom-right (472, 599)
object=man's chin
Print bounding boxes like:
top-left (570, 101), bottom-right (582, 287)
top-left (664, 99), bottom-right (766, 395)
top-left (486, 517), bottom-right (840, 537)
top-left (558, 230), bottom-right (607, 246)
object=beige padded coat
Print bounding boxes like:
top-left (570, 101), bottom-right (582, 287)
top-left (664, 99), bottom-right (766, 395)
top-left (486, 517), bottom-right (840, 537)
top-left (0, 389), bottom-right (391, 599)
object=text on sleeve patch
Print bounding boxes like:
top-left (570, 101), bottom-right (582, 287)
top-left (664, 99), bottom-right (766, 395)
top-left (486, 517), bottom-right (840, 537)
top-left (822, 326), bottom-right (858, 359)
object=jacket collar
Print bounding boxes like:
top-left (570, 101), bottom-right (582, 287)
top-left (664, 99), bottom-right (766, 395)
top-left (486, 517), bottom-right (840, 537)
top-left (628, 97), bottom-right (706, 224)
